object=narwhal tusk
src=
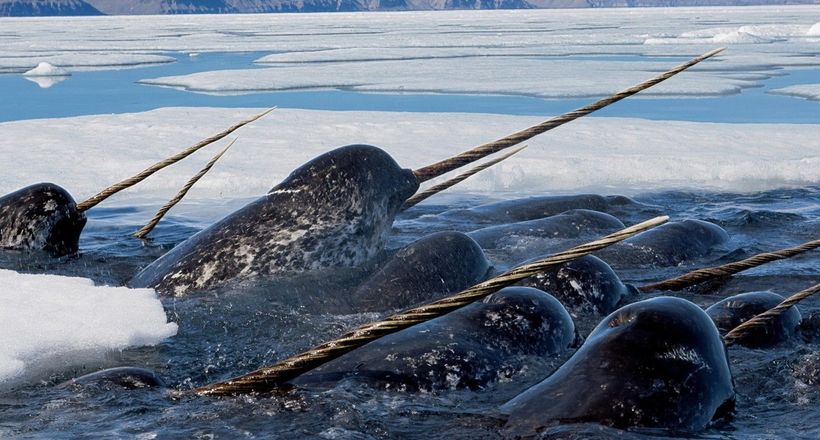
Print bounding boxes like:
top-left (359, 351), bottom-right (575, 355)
top-left (75, 107), bottom-right (275, 212)
top-left (412, 47), bottom-right (726, 183)
top-left (401, 145), bottom-right (527, 211)
top-left (133, 138), bottom-right (238, 239)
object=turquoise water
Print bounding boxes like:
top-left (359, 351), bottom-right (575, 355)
top-left (1, 51), bottom-right (817, 123)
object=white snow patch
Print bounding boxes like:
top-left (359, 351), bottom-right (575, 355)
top-left (0, 270), bottom-right (177, 390)
top-left (23, 62), bottom-right (70, 77)
top-left (712, 30), bottom-right (775, 44)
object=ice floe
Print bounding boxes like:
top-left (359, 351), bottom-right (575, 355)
top-left (0, 107), bottom-right (816, 218)
top-left (0, 270), bottom-right (177, 390)
top-left (770, 84), bottom-right (820, 101)
top-left (139, 57), bottom-right (758, 98)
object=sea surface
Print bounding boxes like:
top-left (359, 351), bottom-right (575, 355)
top-left (0, 187), bottom-right (819, 439)
top-left (1, 8), bottom-right (819, 440)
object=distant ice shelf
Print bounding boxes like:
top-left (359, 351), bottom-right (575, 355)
top-left (0, 7), bottom-right (818, 98)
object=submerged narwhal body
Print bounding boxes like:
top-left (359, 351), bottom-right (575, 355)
top-left (0, 183), bottom-right (86, 256)
top-left (132, 145), bottom-right (419, 295)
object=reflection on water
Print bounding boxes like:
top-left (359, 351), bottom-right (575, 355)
top-left (23, 75), bottom-right (69, 89)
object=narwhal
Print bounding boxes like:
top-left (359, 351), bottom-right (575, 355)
top-left (0, 110), bottom-right (272, 257)
top-left (130, 49), bottom-right (725, 296)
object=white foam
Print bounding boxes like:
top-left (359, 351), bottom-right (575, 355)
top-left (0, 108), bottom-right (816, 217)
top-left (23, 62), bottom-right (70, 77)
top-left (0, 270), bottom-right (177, 390)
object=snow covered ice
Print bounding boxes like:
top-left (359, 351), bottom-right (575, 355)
top-left (0, 108), bottom-right (817, 214)
top-left (23, 62), bottom-right (70, 77)
top-left (0, 7), bottom-right (818, 98)
top-left (770, 84), bottom-right (820, 101)
top-left (0, 270), bottom-right (177, 390)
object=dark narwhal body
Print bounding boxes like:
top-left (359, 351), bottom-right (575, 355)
top-left (59, 367), bottom-right (165, 390)
top-left (0, 183), bottom-right (86, 256)
top-left (501, 297), bottom-right (735, 435)
top-left (131, 145), bottom-right (419, 296)
top-left (517, 254), bottom-right (637, 315)
top-left (706, 291), bottom-right (802, 347)
top-left (439, 194), bottom-right (654, 225)
top-left (466, 209), bottom-right (625, 250)
top-left (294, 287), bottom-right (575, 392)
top-left (349, 231), bottom-right (492, 312)
top-left (597, 219), bottom-right (729, 267)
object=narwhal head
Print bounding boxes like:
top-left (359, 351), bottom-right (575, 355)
top-left (274, 144), bottom-right (418, 214)
top-left (0, 110), bottom-right (275, 257)
top-left (0, 183), bottom-right (86, 256)
top-left (258, 144), bottom-right (419, 270)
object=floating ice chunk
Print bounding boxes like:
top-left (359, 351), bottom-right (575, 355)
top-left (809, 22), bottom-right (820, 36)
top-left (769, 84), bottom-right (820, 101)
top-left (23, 62), bottom-right (70, 77)
top-left (712, 30), bottom-right (775, 44)
top-left (0, 270), bottom-right (177, 390)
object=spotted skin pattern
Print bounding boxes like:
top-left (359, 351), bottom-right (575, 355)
top-left (131, 145), bottom-right (419, 296)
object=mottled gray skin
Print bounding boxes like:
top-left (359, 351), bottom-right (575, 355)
top-left (598, 219), bottom-right (729, 267)
top-left (131, 145), bottom-right (419, 296)
top-left (501, 297), bottom-right (735, 435)
top-left (59, 367), bottom-right (165, 390)
top-left (350, 231), bottom-right (492, 312)
top-left (707, 291), bottom-right (802, 348)
top-left (439, 194), bottom-right (650, 225)
top-left (466, 209), bottom-right (624, 250)
top-left (294, 287), bottom-right (575, 392)
top-left (517, 255), bottom-right (637, 315)
top-left (0, 183), bottom-right (86, 257)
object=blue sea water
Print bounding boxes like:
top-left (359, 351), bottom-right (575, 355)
top-left (0, 51), bottom-right (818, 123)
